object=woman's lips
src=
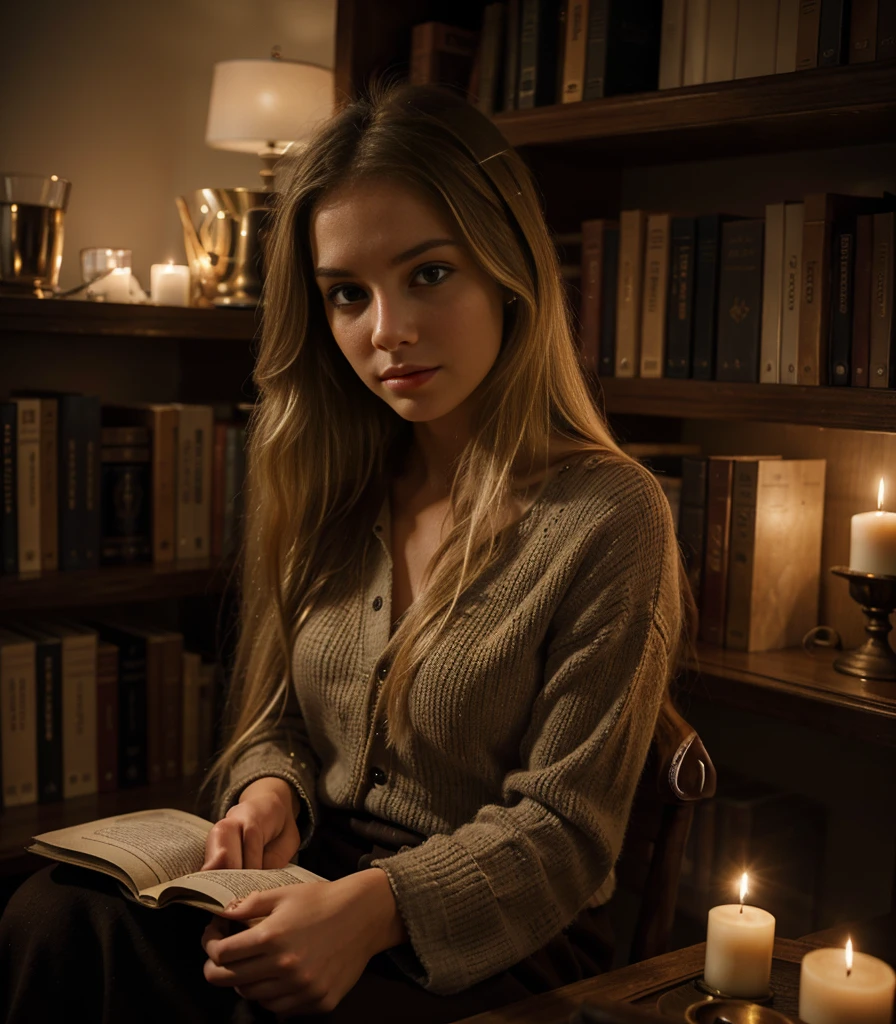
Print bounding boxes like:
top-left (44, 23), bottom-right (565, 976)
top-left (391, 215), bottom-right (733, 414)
top-left (381, 367), bottom-right (440, 391)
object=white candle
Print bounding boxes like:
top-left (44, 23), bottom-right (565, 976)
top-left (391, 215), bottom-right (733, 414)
top-left (800, 942), bottom-right (895, 1024)
top-left (850, 479), bottom-right (896, 576)
top-left (90, 266), bottom-right (131, 302)
top-left (703, 873), bottom-right (776, 998)
top-left (150, 263), bottom-right (191, 306)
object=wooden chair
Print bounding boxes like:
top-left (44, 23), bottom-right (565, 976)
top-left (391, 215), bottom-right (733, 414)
top-left (614, 693), bottom-right (717, 965)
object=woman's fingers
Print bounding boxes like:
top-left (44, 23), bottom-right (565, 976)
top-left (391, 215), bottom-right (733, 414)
top-left (203, 951), bottom-right (275, 988)
top-left (201, 818), bottom-right (245, 870)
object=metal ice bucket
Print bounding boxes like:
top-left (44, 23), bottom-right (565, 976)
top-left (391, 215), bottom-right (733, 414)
top-left (176, 187), bottom-right (271, 307)
top-left (0, 174), bottom-right (71, 297)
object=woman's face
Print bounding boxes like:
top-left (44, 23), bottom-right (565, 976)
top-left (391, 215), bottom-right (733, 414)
top-left (310, 178), bottom-right (505, 425)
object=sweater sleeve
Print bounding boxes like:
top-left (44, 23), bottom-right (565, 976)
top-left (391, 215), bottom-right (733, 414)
top-left (371, 469), bottom-right (681, 994)
top-left (215, 681), bottom-right (320, 848)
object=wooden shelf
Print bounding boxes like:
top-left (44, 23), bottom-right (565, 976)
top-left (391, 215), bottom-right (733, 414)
top-left (681, 644), bottom-right (896, 748)
top-left (0, 296), bottom-right (259, 341)
top-left (0, 774), bottom-right (209, 874)
top-left (493, 62), bottom-right (896, 162)
top-left (598, 377), bottom-right (896, 431)
top-left (0, 559), bottom-right (234, 612)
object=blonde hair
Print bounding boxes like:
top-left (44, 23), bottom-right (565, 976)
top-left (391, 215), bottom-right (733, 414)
top-left (206, 82), bottom-right (693, 805)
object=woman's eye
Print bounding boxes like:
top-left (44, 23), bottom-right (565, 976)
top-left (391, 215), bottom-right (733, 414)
top-left (327, 284), bottom-right (366, 307)
top-left (414, 264), bottom-right (452, 286)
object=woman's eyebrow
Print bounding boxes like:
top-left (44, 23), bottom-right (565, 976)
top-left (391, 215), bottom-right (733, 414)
top-left (314, 237), bottom-right (458, 278)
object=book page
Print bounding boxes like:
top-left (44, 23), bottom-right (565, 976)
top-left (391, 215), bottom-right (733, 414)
top-left (29, 808), bottom-right (213, 893)
top-left (140, 863), bottom-right (325, 912)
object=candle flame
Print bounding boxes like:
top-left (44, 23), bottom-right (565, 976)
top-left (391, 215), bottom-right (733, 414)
top-left (846, 938), bottom-right (853, 976)
top-left (879, 479), bottom-right (886, 511)
top-left (739, 872), bottom-right (748, 905)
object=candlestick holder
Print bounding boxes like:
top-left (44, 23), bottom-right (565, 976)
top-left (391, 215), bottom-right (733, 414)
top-left (694, 978), bottom-right (773, 1003)
top-left (830, 567), bottom-right (896, 682)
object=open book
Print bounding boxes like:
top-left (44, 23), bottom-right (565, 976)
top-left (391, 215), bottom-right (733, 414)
top-left (28, 808), bottom-right (324, 912)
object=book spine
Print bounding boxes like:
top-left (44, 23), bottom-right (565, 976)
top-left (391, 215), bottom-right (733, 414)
top-left (211, 420), bottom-right (228, 560)
top-left (775, 0), bottom-right (801, 71)
top-left (14, 398), bottom-right (41, 574)
top-left (706, 0), bottom-right (740, 81)
top-left (57, 397), bottom-right (81, 570)
top-left (145, 638), bottom-right (164, 784)
top-left (615, 210), bottom-right (647, 377)
top-left (780, 202), bottom-right (805, 384)
top-left (518, 0), bottom-right (541, 107)
top-left (0, 638), bottom-right (38, 807)
top-left (96, 641), bottom-right (119, 793)
top-left (848, 0), bottom-right (878, 61)
top-left (38, 399), bottom-right (58, 571)
top-left (152, 408), bottom-right (177, 563)
top-left (683, 0), bottom-right (711, 85)
top-left (561, 0), bottom-right (590, 102)
top-left (1, 404), bottom-right (17, 575)
top-left (61, 633), bottom-right (98, 798)
top-left (599, 227), bottom-right (620, 377)
top-left (582, 0), bottom-right (610, 99)
top-left (666, 217), bottom-right (696, 378)
top-left (580, 219), bottom-right (607, 373)
top-left (851, 213), bottom-right (875, 387)
top-left (193, 407), bottom-right (214, 559)
top-left (795, 0), bottom-right (822, 68)
top-left (476, 3), bottom-right (507, 116)
top-left (82, 397), bottom-right (101, 569)
top-left (503, 0), bottom-right (521, 109)
top-left (692, 215), bottom-right (725, 379)
top-left (182, 651), bottom-right (201, 777)
top-left (716, 218), bottom-right (765, 382)
top-left (100, 452), bottom-right (152, 564)
top-left (640, 212), bottom-right (671, 377)
top-left (797, 194), bottom-right (832, 386)
top-left (603, 0), bottom-right (663, 96)
top-left (113, 632), bottom-right (147, 787)
top-left (700, 458), bottom-right (735, 647)
top-left (735, 0), bottom-right (779, 78)
top-left (878, 0), bottom-right (896, 61)
top-left (409, 22), bottom-right (437, 84)
top-left (679, 456), bottom-right (709, 607)
top-left (35, 637), bottom-right (63, 802)
top-left (161, 634), bottom-right (184, 779)
top-left (760, 203), bottom-right (786, 384)
top-left (829, 218), bottom-right (856, 385)
top-left (658, 0), bottom-right (687, 88)
top-left (869, 211), bottom-right (895, 389)
top-left (818, 0), bottom-right (849, 65)
top-left (724, 460), bottom-right (760, 651)
top-left (176, 410), bottom-right (194, 559)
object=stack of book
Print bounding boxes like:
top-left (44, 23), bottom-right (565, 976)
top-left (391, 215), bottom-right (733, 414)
top-left (579, 198), bottom-right (895, 387)
top-left (0, 619), bottom-right (224, 808)
top-left (0, 397), bottom-right (251, 576)
top-left (409, 0), bottom-right (891, 115)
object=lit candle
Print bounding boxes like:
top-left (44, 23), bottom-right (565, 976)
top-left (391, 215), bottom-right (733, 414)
top-left (850, 479), bottom-right (896, 576)
top-left (150, 262), bottom-right (191, 306)
top-left (703, 872), bottom-right (776, 998)
top-left (89, 266), bottom-right (132, 302)
top-left (799, 939), bottom-right (895, 1023)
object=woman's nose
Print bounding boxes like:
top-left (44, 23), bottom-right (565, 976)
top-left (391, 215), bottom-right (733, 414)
top-left (370, 291), bottom-right (418, 351)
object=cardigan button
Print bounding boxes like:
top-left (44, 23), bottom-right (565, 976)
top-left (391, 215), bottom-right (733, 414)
top-left (376, 661), bottom-right (389, 681)
top-left (372, 595), bottom-right (383, 611)
top-left (370, 766), bottom-right (387, 786)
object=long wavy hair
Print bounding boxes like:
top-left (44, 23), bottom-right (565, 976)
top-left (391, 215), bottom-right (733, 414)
top-left (206, 81), bottom-right (695, 804)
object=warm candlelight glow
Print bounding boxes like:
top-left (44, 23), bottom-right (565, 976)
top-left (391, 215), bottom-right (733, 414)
top-left (739, 872), bottom-right (749, 906)
top-left (879, 479), bottom-right (886, 512)
top-left (846, 938), bottom-right (853, 977)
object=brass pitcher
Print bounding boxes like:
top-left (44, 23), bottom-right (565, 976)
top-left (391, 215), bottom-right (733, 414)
top-left (0, 174), bottom-right (71, 297)
top-left (176, 187), bottom-right (270, 307)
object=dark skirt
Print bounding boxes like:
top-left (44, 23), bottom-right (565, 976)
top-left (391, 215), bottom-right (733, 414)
top-left (0, 806), bottom-right (613, 1024)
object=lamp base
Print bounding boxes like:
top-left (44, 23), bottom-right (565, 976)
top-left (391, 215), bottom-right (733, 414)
top-left (830, 568), bottom-right (896, 682)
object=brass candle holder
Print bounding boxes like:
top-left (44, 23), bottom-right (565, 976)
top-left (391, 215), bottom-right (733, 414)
top-left (830, 567), bottom-right (896, 682)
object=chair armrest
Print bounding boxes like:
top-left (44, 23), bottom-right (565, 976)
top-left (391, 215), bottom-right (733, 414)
top-left (653, 695), bottom-right (717, 803)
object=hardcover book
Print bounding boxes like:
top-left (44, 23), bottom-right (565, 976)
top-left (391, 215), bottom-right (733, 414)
top-left (518, 0), bottom-right (562, 107)
top-left (779, 202), bottom-right (805, 384)
top-left (775, 0), bottom-right (801, 73)
top-left (683, 0), bottom-right (710, 85)
top-left (705, 0), bottom-right (739, 82)
top-left (97, 641), bottom-right (119, 794)
top-left (561, 0), bottom-right (590, 102)
top-left (869, 210), bottom-right (895, 389)
top-left (734, 0), bottom-right (778, 78)
top-left (640, 212), bottom-right (672, 378)
top-left (615, 209), bottom-right (647, 377)
top-left (582, 0), bottom-right (663, 99)
top-left (580, 219), bottom-right (618, 374)
top-left (692, 214), bottom-right (735, 379)
top-left (658, 0), bottom-right (687, 88)
top-left (666, 216), bottom-right (697, 379)
top-left (409, 21), bottom-right (479, 92)
top-left (716, 218), bottom-right (765, 383)
top-left (760, 202), bottom-right (786, 384)
top-left (11, 397), bottom-right (41, 574)
top-left (0, 402), bottom-right (17, 575)
top-left (848, 0), bottom-right (878, 62)
top-left (851, 213), bottom-right (875, 387)
top-left (0, 629), bottom-right (38, 807)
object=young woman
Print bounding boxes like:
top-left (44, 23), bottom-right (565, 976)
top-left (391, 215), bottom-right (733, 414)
top-left (0, 83), bottom-right (689, 1024)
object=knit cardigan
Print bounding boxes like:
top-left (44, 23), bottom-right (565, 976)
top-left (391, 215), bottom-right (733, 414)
top-left (218, 451), bottom-right (682, 995)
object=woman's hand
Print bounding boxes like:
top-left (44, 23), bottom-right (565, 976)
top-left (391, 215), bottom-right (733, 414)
top-left (201, 869), bottom-right (408, 1017)
top-left (201, 777), bottom-right (301, 871)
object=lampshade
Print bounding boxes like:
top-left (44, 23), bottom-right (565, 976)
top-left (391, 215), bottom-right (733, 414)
top-left (205, 59), bottom-right (334, 154)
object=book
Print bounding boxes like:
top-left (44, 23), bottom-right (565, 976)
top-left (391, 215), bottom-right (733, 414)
top-left (851, 213), bottom-right (875, 387)
top-left (582, 0), bottom-right (663, 99)
top-left (878, 0), bottom-right (896, 61)
top-left (666, 216), bottom-right (697, 378)
top-left (409, 22), bottom-right (479, 92)
top-left (36, 398), bottom-right (58, 571)
top-left (28, 808), bottom-right (325, 912)
top-left (599, 227), bottom-right (620, 378)
top-left (100, 428), bottom-right (152, 565)
top-left (779, 201), bottom-right (805, 384)
top-left (734, 0), bottom-right (778, 78)
top-left (475, 2), bottom-right (507, 115)
top-left (679, 456), bottom-right (708, 608)
top-left (818, 0), bottom-right (849, 65)
top-left (692, 214), bottom-right (734, 379)
top-left (760, 202), bottom-right (786, 384)
top-left (615, 209), bottom-right (647, 377)
top-left (0, 628), bottom-right (38, 807)
top-left (562, 0), bottom-right (590, 102)
top-left (716, 218), bottom-right (765, 382)
top-left (794, 0), bottom-right (822, 68)
top-left (83, 396), bottom-right (101, 569)
top-left (724, 458), bottom-right (826, 652)
top-left (182, 651), bottom-right (201, 778)
top-left (828, 214), bottom-right (857, 385)
top-left (0, 402), bottom-right (17, 574)
top-left (869, 210), bottom-right (895, 389)
top-left (11, 397), bottom-right (41, 574)
top-left (705, 0), bottom-right (739, 82)
top-left (502, 0), bottom-right (522, 109)
top-left (580, 219), bottom-right (618, 374)
top-left (518, 0), bottom-right (562, 107)
top-left (658, 0), bottom-right (687, 88)
top-left (96, 641), bottom-right (119, 794)
top-left (683, 0), bottom-right (711, 85)
top-left (848, 0), bottom-right (878, 61)
top-left (640, 212), bottom-right (672, 378)
top-left (775, 0), bottom-right (801, 72)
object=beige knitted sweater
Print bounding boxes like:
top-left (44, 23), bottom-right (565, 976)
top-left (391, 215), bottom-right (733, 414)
top-left (219, 451), bottom-right (682, 994)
